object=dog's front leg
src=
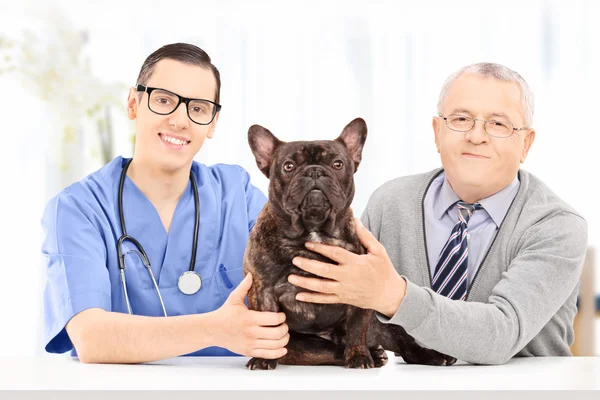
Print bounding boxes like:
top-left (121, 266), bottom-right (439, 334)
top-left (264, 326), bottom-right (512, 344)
top-left (344, 306), bottom-right (377, 368)
top-left (245, 283), bottom-right (282, 370)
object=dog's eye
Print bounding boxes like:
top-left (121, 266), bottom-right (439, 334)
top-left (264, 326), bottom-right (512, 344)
top-left (283, 162), bottom-right (295, 173)
top-left (332, 160), bottom-right (344, 170)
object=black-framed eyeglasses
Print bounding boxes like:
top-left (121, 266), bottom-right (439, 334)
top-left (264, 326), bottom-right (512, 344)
top-left (136, 84), bottom-right (221, 125)
top-left (438, 113), bottom-right (529, 138)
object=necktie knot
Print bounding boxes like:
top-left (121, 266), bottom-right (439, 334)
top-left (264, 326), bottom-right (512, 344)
top-left (457, 201), bottom-right (482, 224)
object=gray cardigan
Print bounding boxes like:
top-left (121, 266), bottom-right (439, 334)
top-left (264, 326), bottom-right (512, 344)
top-left (362, 168), bottom-right (588, 365)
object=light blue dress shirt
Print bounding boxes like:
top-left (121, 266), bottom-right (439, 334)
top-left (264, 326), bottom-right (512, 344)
top-left (42, 156), bottom-right (267, 356)
top-left (424, 172), bottom-right (520, 285)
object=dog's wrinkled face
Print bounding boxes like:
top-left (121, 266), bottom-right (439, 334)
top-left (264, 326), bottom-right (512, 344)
top-left (248, 118), bottom-right (367, 238)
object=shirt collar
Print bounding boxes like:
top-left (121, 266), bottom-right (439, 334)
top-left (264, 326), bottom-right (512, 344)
top-left (477, 176), bottom-right (520, 227)
top-left (434, 172), bottom-right (520, 227)
top-left (434, 173), bottom-right (460, 220)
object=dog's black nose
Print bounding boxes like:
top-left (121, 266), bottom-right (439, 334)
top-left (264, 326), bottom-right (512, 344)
top-left (305, 167), bottom-right (324, 179)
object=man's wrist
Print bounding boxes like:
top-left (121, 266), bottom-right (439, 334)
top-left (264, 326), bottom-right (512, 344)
top-left (378, 273), bottom-right (406, 318)
top-left (195, 311), bottom-right (220, 349)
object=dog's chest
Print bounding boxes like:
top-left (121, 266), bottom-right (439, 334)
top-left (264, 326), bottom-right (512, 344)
top-left (252, 229), bottom-right (359, 334)
top-left (308, 231), bottom-right (350, 249)
top-left (308, 232), bottom-right (322, 243)
top-left (271, 248), bottom-right (348, 333)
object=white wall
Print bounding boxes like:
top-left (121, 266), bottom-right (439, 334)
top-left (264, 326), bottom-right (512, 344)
top-left (0, 0), bottom-right (598, 356)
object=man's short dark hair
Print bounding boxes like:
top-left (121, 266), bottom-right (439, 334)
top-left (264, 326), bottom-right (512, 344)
top-left (136, 43), bottom-right (221, 104)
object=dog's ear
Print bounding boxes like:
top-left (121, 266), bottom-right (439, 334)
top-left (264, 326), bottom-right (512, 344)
top-left (335, 118), bottom-right (368, 172)
top-left (248, 124), bottom-right (283, 178)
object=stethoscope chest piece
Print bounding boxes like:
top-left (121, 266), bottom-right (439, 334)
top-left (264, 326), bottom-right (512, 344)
top-left (178, 271), bottom-right (202, 295)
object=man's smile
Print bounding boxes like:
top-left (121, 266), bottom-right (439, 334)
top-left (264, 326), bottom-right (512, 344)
top-left (462, 152), bottom-right (490, 159)
top-left (159, 132), bottom-right (191, 147)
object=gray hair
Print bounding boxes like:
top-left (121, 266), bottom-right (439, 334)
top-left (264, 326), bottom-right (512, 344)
top-left (437, 62), bottom-right (534, 127)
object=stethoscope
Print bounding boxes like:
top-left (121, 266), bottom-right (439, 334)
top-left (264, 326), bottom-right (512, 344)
top-left (117, 159), bottom-right (202, 317)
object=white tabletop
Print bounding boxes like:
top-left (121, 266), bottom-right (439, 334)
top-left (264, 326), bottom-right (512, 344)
top-left (1, 354), bottom-right (598, 391)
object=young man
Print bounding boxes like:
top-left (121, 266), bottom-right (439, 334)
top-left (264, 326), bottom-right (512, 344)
top-left (287, 63), bottom-right (588, 365)
top-left (42, 43), bottom-right (289, 363)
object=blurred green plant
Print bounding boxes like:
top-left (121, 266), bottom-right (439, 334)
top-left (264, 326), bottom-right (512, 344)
top-left (0, 11), bottom-right (130, 168)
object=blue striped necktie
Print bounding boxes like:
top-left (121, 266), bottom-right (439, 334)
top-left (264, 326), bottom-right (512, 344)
top-left (432, 201), bottom-right (483, 300)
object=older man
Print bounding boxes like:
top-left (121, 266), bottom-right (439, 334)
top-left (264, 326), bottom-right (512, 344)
top-left (287, 63), bottom-right (588, 365)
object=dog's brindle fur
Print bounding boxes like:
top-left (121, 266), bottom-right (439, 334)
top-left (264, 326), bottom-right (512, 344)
top-left (244, 118), bottom-right (456, 370)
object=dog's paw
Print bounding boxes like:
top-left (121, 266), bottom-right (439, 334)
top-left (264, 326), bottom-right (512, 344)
top-left (246, 357), bottom-right (279, 370)
top-left (400, 348), bottom-right (457, 366)
top-left (345, 353), bottom-right (375, 369)
top-left (442, 355), bottom-right (457, 366)
top-left (370, 345), bottom-right (388, 368)
top-left (345, 346), bottom-right (375, 369)
top-left (425, 350), bottom-right (457, 366)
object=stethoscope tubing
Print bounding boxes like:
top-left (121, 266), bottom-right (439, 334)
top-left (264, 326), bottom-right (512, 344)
top-left (116, 159), bottom-right (201, 316)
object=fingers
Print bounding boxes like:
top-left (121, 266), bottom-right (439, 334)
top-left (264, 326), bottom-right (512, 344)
top-left (249, 310), bottom-right (287, 326)
top-left (254, 333), bottom-right (290, 350)
top-left (354, 217), bottom-right (383, 255)
top-left (304, 241), bottom-right (354, 264)
top-left (249, 347), bottom-right (288, 359)
top-left (287, 274), bottom-right (340, 294)
top-left (228, 273), bottom-right (252, 303)
top-left (250, 323), bottom-right (289, 340)
top-left (295, 291), bottom-right (341, 304)
top-left (291, 257), bottom-right (341, 280)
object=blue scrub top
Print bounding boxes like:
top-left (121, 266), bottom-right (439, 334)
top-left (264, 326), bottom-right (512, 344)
top-left (42, 156), bottom-right (267, 356)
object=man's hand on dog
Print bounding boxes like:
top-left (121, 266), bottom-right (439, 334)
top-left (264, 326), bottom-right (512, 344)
top-left (213, 273), bottom-right (289, 359)
top-left (288, 218), bottom-right (407, 318)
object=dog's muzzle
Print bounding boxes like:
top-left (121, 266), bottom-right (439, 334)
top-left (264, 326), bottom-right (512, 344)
top-left (300, 189), bottom-right (331, 223)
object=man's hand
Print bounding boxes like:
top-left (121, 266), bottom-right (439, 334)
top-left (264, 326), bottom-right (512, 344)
top-left (288, 218), bottom-right (407, 317)
top-left (212, 273), bottom-right (289, 359)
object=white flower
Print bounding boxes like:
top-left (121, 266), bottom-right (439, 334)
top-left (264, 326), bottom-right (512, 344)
top-left (0, 7), bottom-right (129, 167)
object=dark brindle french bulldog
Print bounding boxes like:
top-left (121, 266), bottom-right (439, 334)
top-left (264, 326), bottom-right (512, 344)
top-left (243, 118), bottom-right (456, 370)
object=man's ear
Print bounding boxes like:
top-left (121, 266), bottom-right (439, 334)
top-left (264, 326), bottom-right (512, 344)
top-left (127, 87), bottom-right (138, 120)
top-left (334, 118), bottom-right (368, 172)
top-left (520, 129), bottom-right (536, 163)
top-left (433, 116), bottom-right (441, 153)
top-left (207, 112), bottom-right (219, 139)
top-left (248, 125), bottom-right (282, 178)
